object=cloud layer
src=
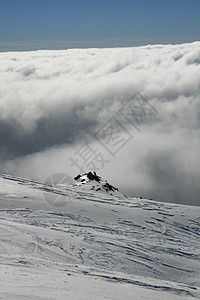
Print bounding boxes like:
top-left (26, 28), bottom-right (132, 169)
top-left (0, 42), bottom-right (200, 205)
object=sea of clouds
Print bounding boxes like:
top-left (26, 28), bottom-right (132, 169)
top-left (0, 42), bottom-right (200, 205)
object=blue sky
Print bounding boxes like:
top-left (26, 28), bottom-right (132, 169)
top-left (0, 0), bottom-right (200, 48)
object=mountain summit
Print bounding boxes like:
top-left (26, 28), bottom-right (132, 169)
top-left (74, 171), bottom-right (126, 197)
top-left (74, 171), bottom-right (101, 182)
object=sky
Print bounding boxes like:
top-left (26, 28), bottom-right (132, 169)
top-left (0, 0), bottom-right (200, 50)
top-left (0, 1), bottom-right (200, 206)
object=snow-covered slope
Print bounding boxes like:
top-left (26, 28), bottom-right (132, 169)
top-left (0, 173), bottom-right (200, 299)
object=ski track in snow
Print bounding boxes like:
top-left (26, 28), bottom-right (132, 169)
top-left (0, 174), bottom-right (200, 299)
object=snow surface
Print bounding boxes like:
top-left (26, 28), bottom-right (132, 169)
top-left (0, 173), bottom-right (200, 299)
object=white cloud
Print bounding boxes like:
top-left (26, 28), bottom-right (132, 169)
top-left (0, 42), bottom-right (200, 205)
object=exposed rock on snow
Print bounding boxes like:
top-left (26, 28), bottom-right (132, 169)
top-left (74, 171), bottom-right (124, 197)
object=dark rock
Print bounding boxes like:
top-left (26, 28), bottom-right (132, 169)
top-left (102, 182), bottom-right (118, 192)
top-left (74, 174), bottom-right (81, 180)
top-left (86, 171), bottom-right (100, 182)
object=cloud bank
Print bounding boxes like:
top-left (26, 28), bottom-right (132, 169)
top-left (0, 42), bottom-right (200, 205)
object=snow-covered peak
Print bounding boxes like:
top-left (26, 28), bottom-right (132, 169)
top-left (74, 171), bottom-right (126, 197)
top-left (74, 171), bottom-right (101, 183)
